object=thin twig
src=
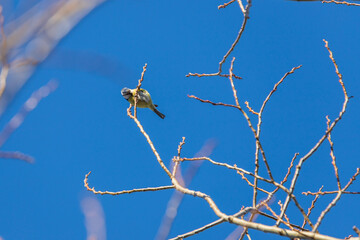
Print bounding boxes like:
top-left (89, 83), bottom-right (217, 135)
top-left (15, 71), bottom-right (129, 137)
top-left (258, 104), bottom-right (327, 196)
top-left (253, 65), bottom-right (301, 207)
top-left (188, 95), bottom-right (239, 109)
top-left (303, 190), bottom-right (360, 196)
top-left (312, 168), bottom-right (360, 232)
top-left (276, 39), bottom-right (351, 227)
top-left (218, 0), bottom-right (237, 9)
top-left (133, 63), bottom-right (147, 118)
top-left (84, 171), bottom-right (174, 195)
top-left (257, 211), bottom-right (307, 231)
top-left (326, 116), bottom-right (341, 190)
top-left (302, 186), bottom-right (323, 228)
top-left (264, 202), bottom-right (293, 230)
top-left (187, 0), bottom-right (251, 78)
top-left (322, 0), bottom-right (360, 6)
top-left (218, 1), bottom-right (250, 74)
top-left (244, 101), bottom-right (259, 115)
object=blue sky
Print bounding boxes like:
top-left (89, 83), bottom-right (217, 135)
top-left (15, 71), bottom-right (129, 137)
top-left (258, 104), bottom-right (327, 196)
top-left (0, 0), bottom-right (359, 239)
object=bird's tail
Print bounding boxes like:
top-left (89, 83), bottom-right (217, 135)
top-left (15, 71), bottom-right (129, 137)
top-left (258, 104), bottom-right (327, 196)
top-left (153, 108), bottom-right (165, 119)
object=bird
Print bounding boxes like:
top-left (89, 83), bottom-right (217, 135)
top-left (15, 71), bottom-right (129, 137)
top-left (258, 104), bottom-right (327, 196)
top-left (121, 87), bottom-right (165, 119)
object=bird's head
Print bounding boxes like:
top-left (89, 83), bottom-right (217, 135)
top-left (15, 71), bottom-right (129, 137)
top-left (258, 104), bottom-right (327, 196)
top-left (121, 87), bottom-right (132, 100)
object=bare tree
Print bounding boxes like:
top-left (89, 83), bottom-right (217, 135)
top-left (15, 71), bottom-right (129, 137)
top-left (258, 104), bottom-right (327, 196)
top-left (84, 0), bottom-right (360, 239)
top-left (2, 0), bottom-right (359, 239)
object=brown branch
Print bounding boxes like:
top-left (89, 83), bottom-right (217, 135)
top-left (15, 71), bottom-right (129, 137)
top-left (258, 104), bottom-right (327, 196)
top-left (302, 186), bottom-right (323, 228)
top-left (278, 200), bottom-right (292, 230)
top-left (259, 65), bottom-right (302, 117)
top-left (312, 168), bottom-right (360, 232)
top-left (257, 211), bottom-right (307, 231)
top-left (253, 65), bottom-right (301, 207)
top-left (169, 207), bottom-right (254, 240)
top-left (188, 95), bottom-right (239, 109)
top-left (240, 151), bottom-right (297, 240)
top-left (180, 155), bottom-right (310, 225)
top-left (178, 154), bottom-right (313, 232)
top-left (132, 63), bottom-right (147, 118)
top-left (264, 202), bottom-right (293, 230)
top-left (326, 116), bottom-right (341, 190)
top-left (179, 155), bottom-right (312, 229)
top-left (322, 0), bottom-right (360, 6)
top-left (89, 61), bottom-right (356, 240)
top-left (303, 190), bottom-right (360, 196)
top-left (244, 101), bottom-right (259, 115)
top-left (276, 39), bottom-right (351, 227)
top-left (281, 153), bottom-right (298, 185)
top-left (218, 1), bottom-right (250, 74)
top-left (84, 171), bottom-right (174, 195)
top-left (237, 170), bottom-right (271, 195)
top-left (187, 0), bottom-right (251, 78)
top-left (218, 0), bottom-right (236, 9)
top-left (186, 72), bottom-right (242, 80)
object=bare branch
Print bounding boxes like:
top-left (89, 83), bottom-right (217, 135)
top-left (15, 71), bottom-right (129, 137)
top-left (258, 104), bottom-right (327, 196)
top-left (322, 0), bottom-right (360, 6)
top-left (218, 0), bottom-right (237, 9)
top-left (313, 168), bottom-right (360, 232)
top-left (169, 207), bottom-right (254, 240)
top-left (84, 171), bottom-right (174, 195)
top-left (302, 186), bottom-right (323, 228)
top-left (326, 116), bottom-right (341, 190)
top-left (244, 101), bottom-right (259, 115)
top-left (188, 95), bottom-right (239, 109)
top-left (253, 65), bottom-right (301, 206)
top-left (187, 0), bottom-right (251, 77)
top-left (276, 39), bottom-right (351, 227)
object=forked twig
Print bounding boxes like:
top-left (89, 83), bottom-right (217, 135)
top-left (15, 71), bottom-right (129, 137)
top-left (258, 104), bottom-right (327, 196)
top-left (187, 0), bottom-right (251, 78)
top-left (276, 39), bottom-right (351, 227)
top-left (312, 168), bottom-right (360, 232)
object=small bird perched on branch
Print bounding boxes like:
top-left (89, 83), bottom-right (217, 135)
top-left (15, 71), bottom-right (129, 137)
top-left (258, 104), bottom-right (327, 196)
top-left (121, 87), bottom-right (165, 119)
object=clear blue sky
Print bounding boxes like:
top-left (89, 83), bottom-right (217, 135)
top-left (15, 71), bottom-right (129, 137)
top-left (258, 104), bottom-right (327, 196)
top-left (0, 0), bottom-right (359, 239)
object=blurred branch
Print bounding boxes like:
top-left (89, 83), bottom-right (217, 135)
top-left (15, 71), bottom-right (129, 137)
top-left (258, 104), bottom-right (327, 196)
top-left (156, 139), bottom-right (217, 240)
top-left (0, 150), bottom-right (34, 163)
top-left (0, 79), bottom-right (58, 147)
top-left (80, 196), bottom-right (106, 240)
top-left (0, 0), bottom-right (106, 116)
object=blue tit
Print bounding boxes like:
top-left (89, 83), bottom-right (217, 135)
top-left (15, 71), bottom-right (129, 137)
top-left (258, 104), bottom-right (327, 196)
top-left (121, 87), bottom-right (165, 119)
